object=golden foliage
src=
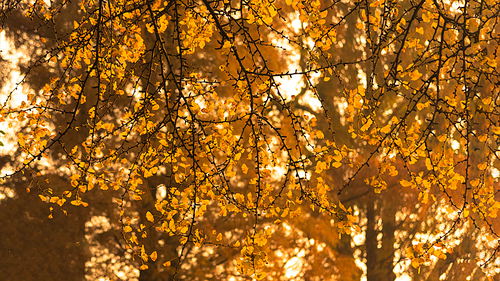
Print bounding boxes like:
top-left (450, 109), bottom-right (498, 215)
top-left (2, 0), bottom-right (500, 279)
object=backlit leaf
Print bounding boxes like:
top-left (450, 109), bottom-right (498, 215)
top-left (146, 211), bottom-right (154, 222)
top-left (400, 180), bottom-right (413, 187)
top-left (150, 251), bottom-right (158, 262)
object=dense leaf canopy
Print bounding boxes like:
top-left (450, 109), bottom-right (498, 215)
top-left (1, 0), bottom-right (500, 280)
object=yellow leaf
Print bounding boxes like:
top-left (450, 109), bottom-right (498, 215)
top-left (268, 5), bottom-right (277, 17)
top-left (57, 198), bottom-right (66, 206)
top-left (255, 234), bottom-right (267, 246)
top-left (445, 96), bottom-right (457, 107)
top-left (471, 179), bottom-right (480, 187)
top-left (406, 247), bottom-right (414, 258)
top-left (360, 118), bottom-right (373, 131)
top-left (332, 161), bottom-right (342, 168)
top-left (438, 252), bottom-right (447, 260)
top-left (180, 226), bottom-right (189, 233)
top-left (332, 152), bottom-right (342, 162)
top-left (144, 169), bottom-right (153, 178)
top-left (150, 167), bottom-right (158, 174)
top-left (70, 200), bottom-right (81, 206)
top-left (316, 130), bottom-right (325, 139)
top-left (315, 161), bottom-right (327, 173)
top-left (426, 158), bottom-right (433, 171)
top-left (146, 23), bottom-right (154, 33)
top-left (281, 208), bottom-right (289, 218)
top-left (492, 126), bottom-right (500, 135)
top-left (487, 58), bottom-right (497, 68)
top-left (18, 135), bottom-right (25, 147)
top-left (478, 162), bottom-right (488, 170)
top-left (380, 124), bottom-right (391, 134)
top-left (400, 179), bottom-right (413, 187)
top-left (150, 251), bottom-right (157, 262)
top-left (410, 70), bottom-right (422, 81)
top-left (180, 236), bottom-right (188, 244)
top-left (163, 261), bottom-right (171, 267)
top-left (463, 209), bottom-right (469, 218)
top-left (486, 234), bottom-right (495, 242)
top-left (437, 134), bottom-right (447, 142)
top-left (358, 85), bottom-right (366, 96)
top-left (262, 15), bottom-right (273, 25)
top-left (478, 134), bottom-right (488, 142)
top-left (241, 164), bottom-right (248, 174)
top-left (139, 264), bottom-right (148, 270)
top-left (416, 27), bottom-right (424, 34)
top-left (422, 12), bottom-right (430, 22)
top-left (146, 211), bottom-right (154, 222)
top-left (234, 152), bottom-right (242, 160)
top-left (124, 225), bottom-right (133, 232)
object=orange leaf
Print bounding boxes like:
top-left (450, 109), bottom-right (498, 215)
top-left (150, 251), bottom-right (158, 262)
top-left (146, 211), bottom-right (154, 222)
top-left (400, 180), bottom-right (413, 187)
top-left (410, 70), bottom-right (422, 81)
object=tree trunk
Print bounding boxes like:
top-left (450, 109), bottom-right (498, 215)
top-left (366, 197), bottom-right (396, 281)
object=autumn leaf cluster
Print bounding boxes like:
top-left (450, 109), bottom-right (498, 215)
top-left (1, 0), bottom-right (500, 280)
